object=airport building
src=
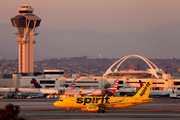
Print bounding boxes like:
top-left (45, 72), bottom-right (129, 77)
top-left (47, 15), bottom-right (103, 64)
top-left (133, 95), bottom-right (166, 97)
top-left (0, 55), bottom-right (180, 93)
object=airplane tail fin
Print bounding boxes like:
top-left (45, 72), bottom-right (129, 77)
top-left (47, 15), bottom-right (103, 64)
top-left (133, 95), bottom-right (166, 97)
top-left (32, 78), bottom-right (42, 88)
top-left (133, 81), bottom-right (152, 98)
top-left (108, 79), bottom-right (119, 91)
top-left (139, 80), bottom-right (144, 88)
top-left (66, 79), bottom-right (77, 90)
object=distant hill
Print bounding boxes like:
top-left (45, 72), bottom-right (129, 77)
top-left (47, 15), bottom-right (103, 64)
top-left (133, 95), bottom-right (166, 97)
top-left (0, 57), bottom-right (179, 75)
top-left (0, 21), bottom-right (180, 60)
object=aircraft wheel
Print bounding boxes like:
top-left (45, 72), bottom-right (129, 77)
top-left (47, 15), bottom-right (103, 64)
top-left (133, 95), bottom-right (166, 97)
top-left (102, 110), bottom-right (105, 113)
top-left (98, 109), bottom-right (101, 113)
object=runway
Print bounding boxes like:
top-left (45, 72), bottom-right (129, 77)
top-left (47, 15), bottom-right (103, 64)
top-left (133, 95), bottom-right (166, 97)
top-left (0, 98), bottom-right (180, 120)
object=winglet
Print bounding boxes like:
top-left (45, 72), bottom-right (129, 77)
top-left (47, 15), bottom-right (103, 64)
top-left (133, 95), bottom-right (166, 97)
top-left (119, 95), bottom-right (126, 102)
top-left (133, 81), bottom-right (152, 98)
top-left (104, 94), bottom-right (108, 98)
top-left (79, 88), bottom-right (84, 95)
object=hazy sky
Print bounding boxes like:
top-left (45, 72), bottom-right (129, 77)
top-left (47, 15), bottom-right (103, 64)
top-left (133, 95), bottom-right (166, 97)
top-left (1, 0), bottom-right (180, 33)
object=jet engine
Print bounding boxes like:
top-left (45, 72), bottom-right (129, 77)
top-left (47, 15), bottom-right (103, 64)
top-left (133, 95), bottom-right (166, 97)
top-left (101, 89), bottom-right (110, 96)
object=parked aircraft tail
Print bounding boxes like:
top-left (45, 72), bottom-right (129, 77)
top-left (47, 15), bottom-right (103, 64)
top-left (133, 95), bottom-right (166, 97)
top-left (108, 79), bottom-right (119, 93)
top-left (133, 81), bottom-right (152, 98)
top-left (66, 79), bottom-right (77, 90)
top-left (139, 80), bottom-right (144, 88)
top-left (32, 78), bottom-right (43, 88)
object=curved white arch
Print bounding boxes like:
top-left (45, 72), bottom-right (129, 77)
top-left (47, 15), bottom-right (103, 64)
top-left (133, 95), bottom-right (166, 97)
top-left (103, 55), bottom-right (161, 78)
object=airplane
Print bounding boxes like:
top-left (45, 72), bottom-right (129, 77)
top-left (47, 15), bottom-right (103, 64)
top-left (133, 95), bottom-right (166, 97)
top-left (32, 78), bottom-right (77, 90)
top-left (31, 78), bottom-right (63, 95)
top-left (63, 79), bottom-right (120, 96)
top-left (138, 80), bottom-right (180, 97)
top-left (31, 78), bottom-right (78, 96)
top-left (54, 81), bottom-right (154, 113)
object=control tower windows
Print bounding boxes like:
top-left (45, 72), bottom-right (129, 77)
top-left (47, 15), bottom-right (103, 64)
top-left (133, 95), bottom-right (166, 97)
top-left (19, 11), bottom-right (33, 13)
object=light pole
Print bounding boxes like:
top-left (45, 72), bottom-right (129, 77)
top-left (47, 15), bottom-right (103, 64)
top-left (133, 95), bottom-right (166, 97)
top-left (89, 69), bottom-right (92, 76)
top-left (99, 66), bottom-right (104, 89)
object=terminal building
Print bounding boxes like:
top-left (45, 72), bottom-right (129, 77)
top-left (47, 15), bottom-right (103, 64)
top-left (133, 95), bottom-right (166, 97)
top-left (0, 55), bottom-right (180, 93)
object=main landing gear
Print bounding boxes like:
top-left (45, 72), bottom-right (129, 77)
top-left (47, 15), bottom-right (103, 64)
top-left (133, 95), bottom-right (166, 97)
top-left (98, 109), bottom-right (105, 113)
top-left (66, 108), bottom-right (69, 113)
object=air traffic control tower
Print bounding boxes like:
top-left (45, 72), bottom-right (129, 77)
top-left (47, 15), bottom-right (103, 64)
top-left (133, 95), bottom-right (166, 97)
top-left (11, 5), bottom-right (41, 75)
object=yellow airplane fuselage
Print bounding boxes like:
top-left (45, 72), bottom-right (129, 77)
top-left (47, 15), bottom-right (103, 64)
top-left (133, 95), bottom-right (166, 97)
top-left (54, 96), bottom-right (153, 109)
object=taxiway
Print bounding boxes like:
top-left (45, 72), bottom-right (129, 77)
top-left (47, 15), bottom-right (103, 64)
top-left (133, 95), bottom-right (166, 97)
top-left (0, 98), bottom-right (180, 120)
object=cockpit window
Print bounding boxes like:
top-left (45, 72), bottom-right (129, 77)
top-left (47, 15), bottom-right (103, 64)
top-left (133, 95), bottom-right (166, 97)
top-left (59, 99), bottom-right (63, 102)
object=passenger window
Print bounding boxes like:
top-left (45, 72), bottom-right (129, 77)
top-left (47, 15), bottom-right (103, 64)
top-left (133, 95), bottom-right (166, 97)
top-left (59, 100), bottom-right (63, 102)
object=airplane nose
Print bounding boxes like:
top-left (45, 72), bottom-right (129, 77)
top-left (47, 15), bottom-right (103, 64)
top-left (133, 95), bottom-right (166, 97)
top-left (53, 101), bottom-right (59, 107)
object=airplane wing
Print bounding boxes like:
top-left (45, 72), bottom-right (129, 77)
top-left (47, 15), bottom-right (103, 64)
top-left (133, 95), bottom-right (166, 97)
top-left (160, 93), bottom-right (170, 95)
top-left (89, 95), bottom-right (126, 107)
top-left (79, 89), bottom-right (97, 96)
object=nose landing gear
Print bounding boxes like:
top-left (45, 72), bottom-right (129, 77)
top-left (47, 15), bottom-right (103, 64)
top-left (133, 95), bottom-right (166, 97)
top-left (66, 108), bottom-right (69, 113)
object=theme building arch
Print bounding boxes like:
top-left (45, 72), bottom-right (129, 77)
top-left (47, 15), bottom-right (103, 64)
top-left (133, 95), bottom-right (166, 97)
top-left (103, 55), bottom-right (162, 78)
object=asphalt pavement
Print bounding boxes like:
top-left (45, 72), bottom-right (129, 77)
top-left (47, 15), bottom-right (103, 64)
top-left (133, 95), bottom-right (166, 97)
top-left (0, 98), bottom-right (180, 120)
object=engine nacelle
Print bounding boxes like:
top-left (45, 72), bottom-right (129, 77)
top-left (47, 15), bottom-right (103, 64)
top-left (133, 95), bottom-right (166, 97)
top-left (82, 106), bottom-right (99, 111)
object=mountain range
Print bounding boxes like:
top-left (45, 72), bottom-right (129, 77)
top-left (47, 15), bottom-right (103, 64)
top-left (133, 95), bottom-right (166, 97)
top-left (0, 21), bottom-right (180, 61)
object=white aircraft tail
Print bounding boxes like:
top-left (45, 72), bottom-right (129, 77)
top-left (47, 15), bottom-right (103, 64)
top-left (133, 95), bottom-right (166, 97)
top-left (108, 79), bottom-right (119, 90)
top-left (66, 79), bottom-right (77, 90)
